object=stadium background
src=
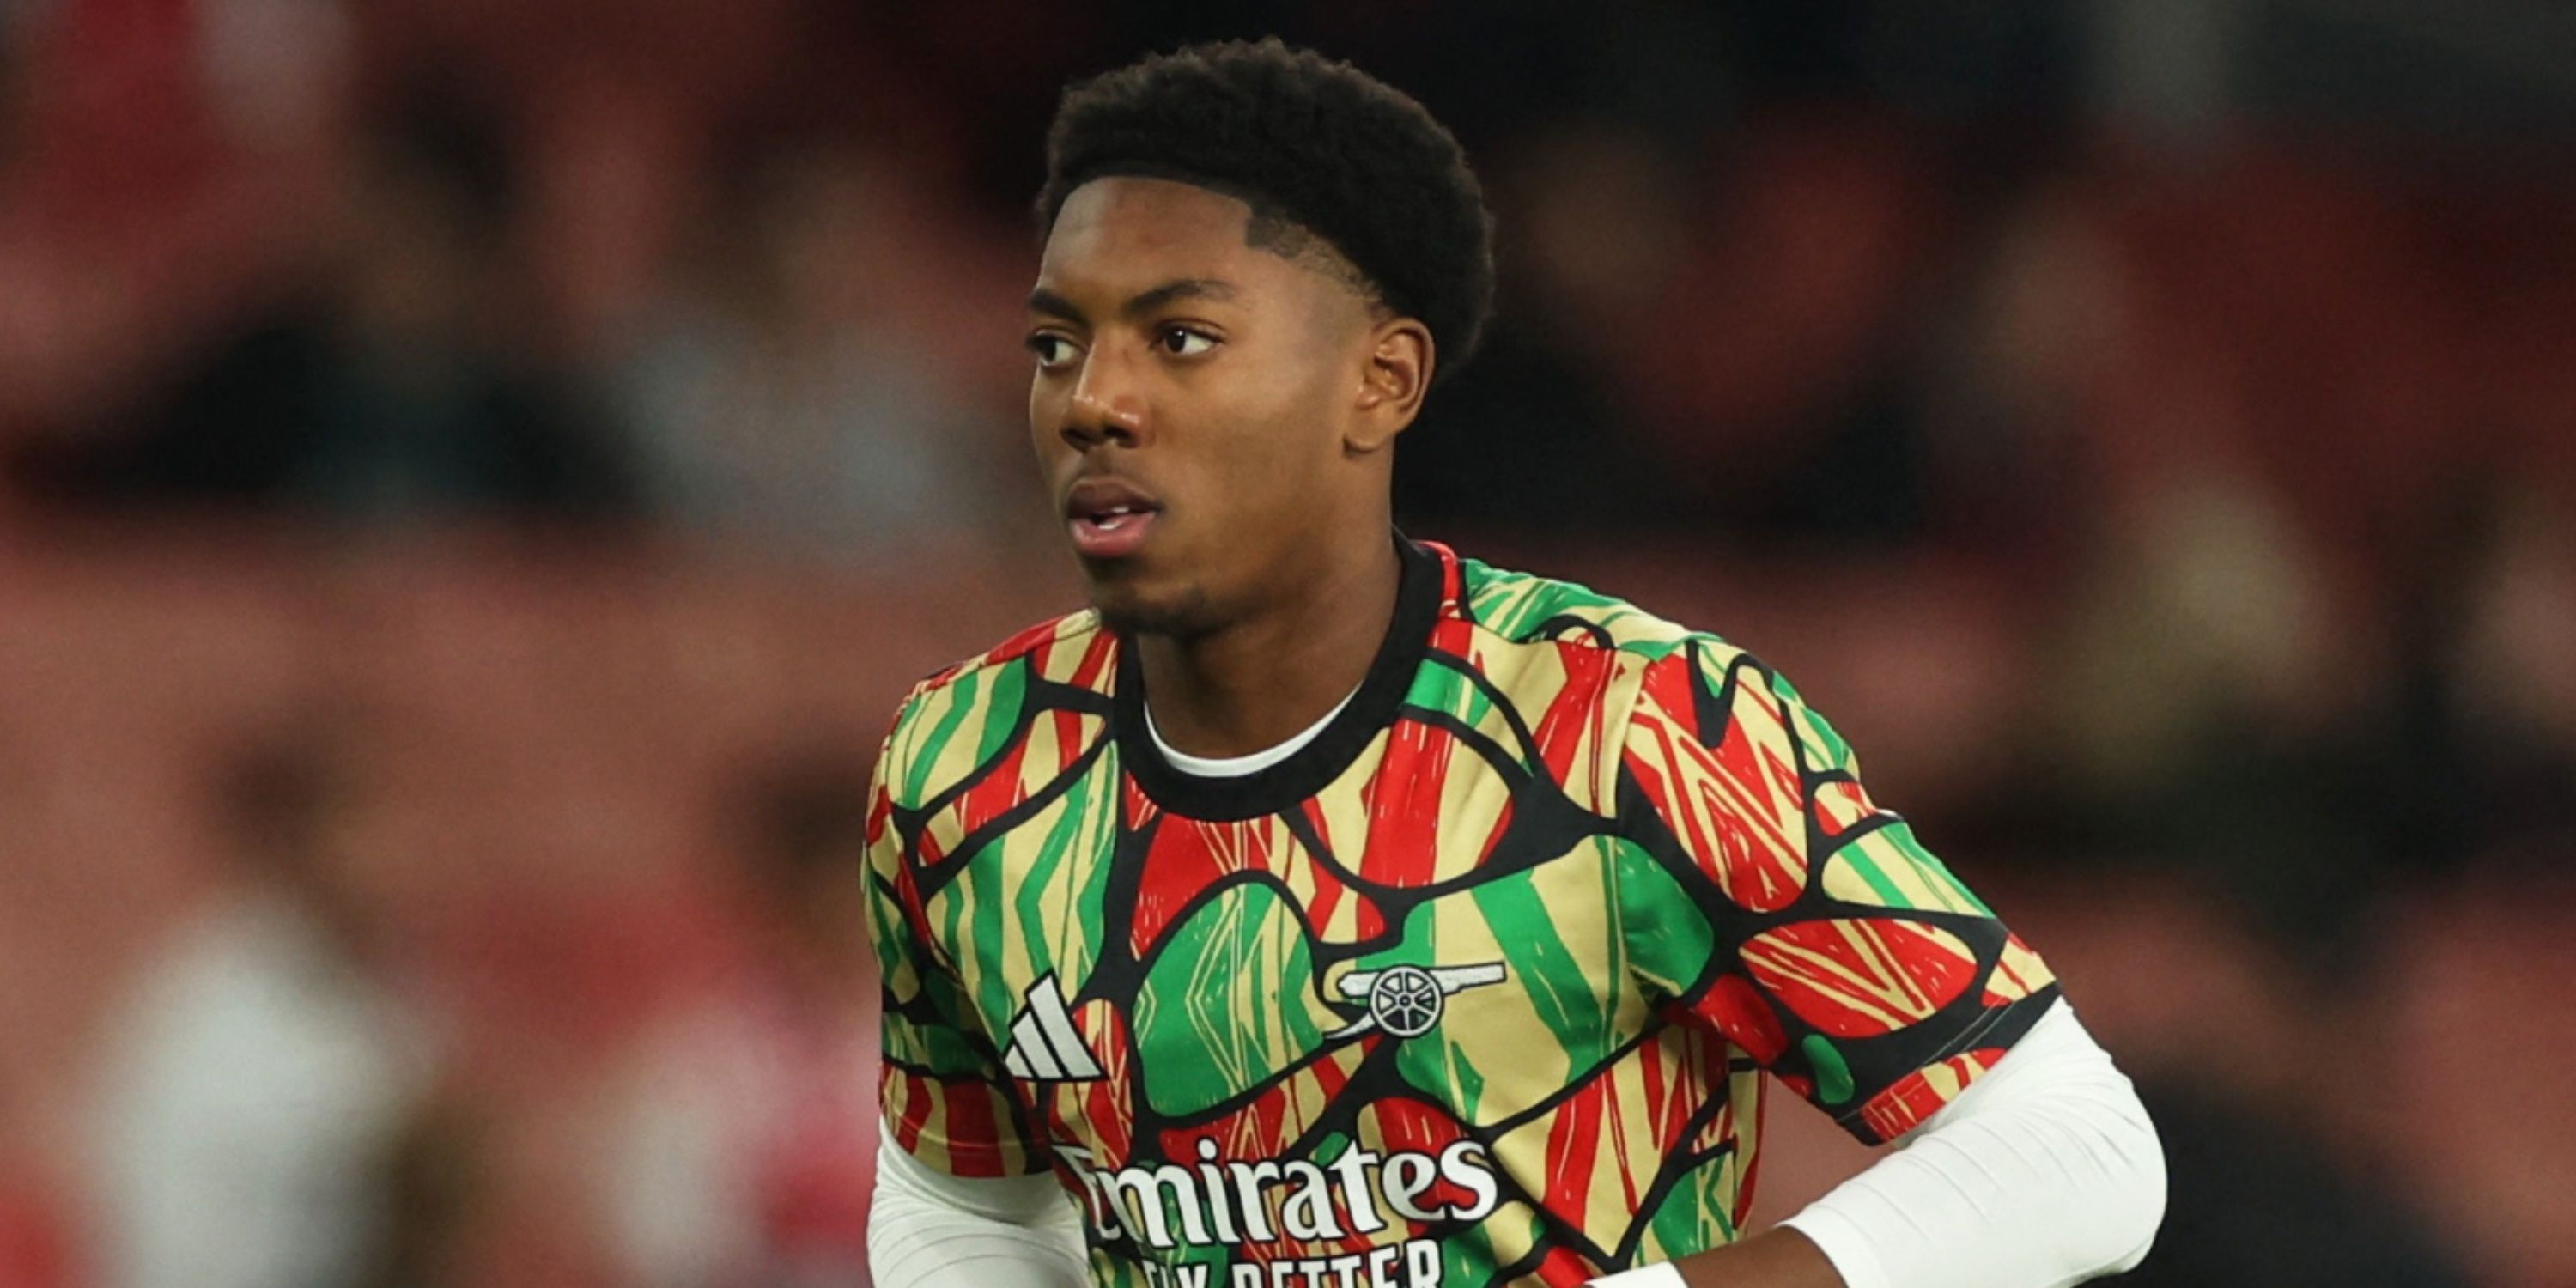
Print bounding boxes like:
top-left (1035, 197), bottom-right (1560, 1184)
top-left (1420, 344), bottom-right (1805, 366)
top-left (2, 1), bottom-right (2573, 1285)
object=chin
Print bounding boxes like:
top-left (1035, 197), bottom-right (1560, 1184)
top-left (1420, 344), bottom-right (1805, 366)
top-left (1089, 578), bottom-right (1217, 640)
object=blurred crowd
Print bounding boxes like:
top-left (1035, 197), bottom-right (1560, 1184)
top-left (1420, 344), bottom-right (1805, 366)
top-left (3, 1), bottom-right (2574, 1285)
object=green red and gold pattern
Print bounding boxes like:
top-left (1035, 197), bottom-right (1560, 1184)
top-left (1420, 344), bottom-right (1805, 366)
top-left (866, 539), bottom-right (2058, 1287)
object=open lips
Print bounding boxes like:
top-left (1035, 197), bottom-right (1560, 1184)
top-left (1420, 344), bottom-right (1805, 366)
top-left (1066, 477), bottom-right (1163, 560)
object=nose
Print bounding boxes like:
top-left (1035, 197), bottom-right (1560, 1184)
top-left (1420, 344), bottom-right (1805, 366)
top-left (1060, 344), bottom-right (1146, 451)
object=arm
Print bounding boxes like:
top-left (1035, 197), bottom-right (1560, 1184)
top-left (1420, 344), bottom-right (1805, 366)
top-left (868, 1125), bottom-right (1091, 1288)
top-left (865, 689), bottom-right (1072, 1273)
top-left (1592, 999), bottom-right (2166, 1287)
top-left (1609, 645), bottom-right (2162, 1287)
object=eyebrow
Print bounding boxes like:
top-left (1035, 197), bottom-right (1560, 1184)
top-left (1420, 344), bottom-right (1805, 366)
top-left (1027, 278), bottom-right (1239, 324)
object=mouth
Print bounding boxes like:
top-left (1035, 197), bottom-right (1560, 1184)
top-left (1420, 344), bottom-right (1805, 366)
top-left (1064, 477), bottom-right (1163, 562)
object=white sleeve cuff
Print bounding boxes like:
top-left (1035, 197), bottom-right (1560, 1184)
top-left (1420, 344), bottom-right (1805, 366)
top-left (1777, 999), bottom-right (2166, 1288)
top-left (1586, 1263), bottom-right (1689, 1287)
top-left (867, 1128), bottom-right (1091, 1288)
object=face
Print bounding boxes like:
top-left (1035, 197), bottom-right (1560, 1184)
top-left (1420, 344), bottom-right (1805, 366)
top-left (1028, 177), bottom-right (1412, 638)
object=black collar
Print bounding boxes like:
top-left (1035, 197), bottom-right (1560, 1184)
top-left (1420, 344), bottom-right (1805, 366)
top-left (1111, 534), bottom-right (1443, 822)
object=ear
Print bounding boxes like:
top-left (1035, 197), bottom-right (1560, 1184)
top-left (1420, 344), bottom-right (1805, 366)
top-left (1346, 317), bottom-right (1435, 454)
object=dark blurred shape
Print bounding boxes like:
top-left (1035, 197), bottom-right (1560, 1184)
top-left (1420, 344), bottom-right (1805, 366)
top-left (611, 142), bottom-right (1015, 560)
top-left (19, 88), bottom-right (639, 524)
top-left (217, 729), bottom-right (379, 950)
top-left (355, 1095), bottom-right (490, 1288)
top-left (2118, 1081), bottom-right (2473, 1288)
top-left (731, 743), bottom-right (878, 998)
top-left (1397, 125), bottom-right (1686, 533)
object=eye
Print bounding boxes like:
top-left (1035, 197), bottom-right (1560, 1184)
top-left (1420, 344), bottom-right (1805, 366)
top-left (1156, 326), bottom-right (1218, 358)
top-left (1026, 332), bottom-right (1078, 371)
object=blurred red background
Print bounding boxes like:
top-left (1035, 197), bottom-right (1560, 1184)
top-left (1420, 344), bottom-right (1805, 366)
top-left (3, 2), bottom-right (2573, 1285)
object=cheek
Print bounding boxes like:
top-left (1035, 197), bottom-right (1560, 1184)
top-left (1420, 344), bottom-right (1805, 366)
top-left (1215, 411), bottom-right (1340, 526)
top-left (1028, 379), bottom-right (1066, 458)
top-left (1227, 349), bottom-right (1348, 463)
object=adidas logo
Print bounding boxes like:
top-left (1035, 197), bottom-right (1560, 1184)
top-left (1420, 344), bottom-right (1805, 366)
top-left (1002, 973), bottom-right (1105, 1082)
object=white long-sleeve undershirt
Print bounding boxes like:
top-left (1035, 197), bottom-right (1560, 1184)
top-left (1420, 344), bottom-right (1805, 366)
top-left (1775, 998), bottom-right (2164, 1288)
top-left (869, 1139), bottom-right (1090, 1287)
top-left (865, 999), bottom-right (2162, 1288)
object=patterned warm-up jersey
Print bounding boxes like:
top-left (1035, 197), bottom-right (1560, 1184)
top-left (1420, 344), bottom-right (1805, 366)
top-left (866, 538), bottom-right (2059, 1288)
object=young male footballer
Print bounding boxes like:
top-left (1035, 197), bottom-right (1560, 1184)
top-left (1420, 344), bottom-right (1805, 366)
top-left (864, 39), bottom-right (2165, 1288)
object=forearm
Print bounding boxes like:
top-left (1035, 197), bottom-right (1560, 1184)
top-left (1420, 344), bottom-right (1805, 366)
top-left (1586, 1227), bottom-right (1847, 1288)
top-left (867, 1133), bottom-right (1091, 1288)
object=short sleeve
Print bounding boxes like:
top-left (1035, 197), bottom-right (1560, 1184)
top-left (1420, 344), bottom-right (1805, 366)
top-left (866, 696), bottom-right (1052, 1178)
top-left (1614, 642), bottom-right (2061, 1145)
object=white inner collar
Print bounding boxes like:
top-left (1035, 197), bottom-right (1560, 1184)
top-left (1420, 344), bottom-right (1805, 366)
top-left (1145, 684), bottom-right (1361, 779)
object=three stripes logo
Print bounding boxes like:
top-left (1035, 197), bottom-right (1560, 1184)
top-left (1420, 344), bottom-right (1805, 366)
top-left (1001, 973), bottom-right (1105, 1082)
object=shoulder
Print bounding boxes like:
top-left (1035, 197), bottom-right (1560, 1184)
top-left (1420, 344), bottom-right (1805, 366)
top-left (1446, 551), bottom-right (1816, 745)
top-left (873, 608), bottom-right (1115, 807)
top-left (1451, 552), bottom-right (1751, 668)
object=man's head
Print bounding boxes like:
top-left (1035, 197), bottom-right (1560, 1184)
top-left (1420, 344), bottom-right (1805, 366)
top-left (1028, 39), bottom-right (1493, 637)
top-left (729, 746), bottom-right (873, 990)
top-left (216, 726), bottom-right (389, 958)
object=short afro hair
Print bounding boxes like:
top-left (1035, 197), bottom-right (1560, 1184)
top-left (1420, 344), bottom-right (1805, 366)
top-left (1036, 38), bottom-right (1496, 380)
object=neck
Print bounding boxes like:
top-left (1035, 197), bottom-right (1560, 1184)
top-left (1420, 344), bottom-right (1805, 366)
top-left (1134, 524), bottom-right (1400, 760)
